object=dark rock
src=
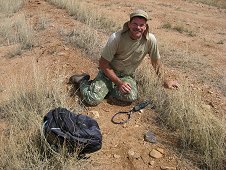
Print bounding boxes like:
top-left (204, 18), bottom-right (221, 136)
top-left (144, 130), bottom-right (157, 143)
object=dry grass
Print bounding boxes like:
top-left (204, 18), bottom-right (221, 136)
top-left (0, 0), bottom-right (24, 13)
top-left (135, 60), bottom-right (226, 170)
top-left (47, 0), bottom-right (119, 33)
top-left (7, 45), bottom-right (22, 58)
top-left (0, 13), bottom-right (34, 50)
top-left (62, 24), bottom-right (105, 60)
top-left (36, 13), bottom-right (51, 30)
top-left (162, 22), bottom-right (196, 37)
top-left (190, 0), bottom-right (226, 9)
top-left (0, 61), bottom-right (88, 169)
top-left (159, 43), bottom-right (226, 95)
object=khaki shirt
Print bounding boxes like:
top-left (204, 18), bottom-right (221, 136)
top-left (101, 23), bottom-right (160, 76)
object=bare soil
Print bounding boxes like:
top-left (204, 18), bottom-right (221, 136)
top-left (0, 0), bottom-right (226, 169)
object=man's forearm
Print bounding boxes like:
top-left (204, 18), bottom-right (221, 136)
top-left (151, 59), bottom-right (164, 79)
top-left (103, 67), bottom-right (123, 86)
top-left (99, 57), bottom-right (123, 86)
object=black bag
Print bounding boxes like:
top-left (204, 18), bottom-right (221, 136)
top-left (42, 107), bottom-right (102, 154)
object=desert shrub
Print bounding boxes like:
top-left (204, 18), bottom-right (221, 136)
top-left (0, 14), bottom-right (34, 49)
top-left (134, 60), bottom-right (226, 170)
top-left (0, 0), bottom-right (24, 13)
top-left (0, 64), bottom-right (87, 169)
top-left (63, 24), bottom-right (104, 60)
top-left (46, 0), bottom-right (118, 33)
top-left (36, 13), bottom-right (51, 30)
top-left (190, 0), bottom-right (226, 9)
top-left (162, 22), bottom-right (196, 37)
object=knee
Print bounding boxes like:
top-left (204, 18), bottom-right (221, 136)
top-left (82, 92), bottom-right (105, 106)
top-left (117, 90), bottom-right (138, 103)
top-left (124, 92), bottom-right (138, 102)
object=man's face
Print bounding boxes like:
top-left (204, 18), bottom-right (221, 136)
top-left (128, 17), bottom-right (147, 40)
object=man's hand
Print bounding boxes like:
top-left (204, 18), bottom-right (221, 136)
top-left (118, 82), bottom-right (132, 94)
top-left (164, 80), bottom-right (179, 89)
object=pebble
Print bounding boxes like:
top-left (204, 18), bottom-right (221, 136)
top-left (160, 166), bottom-right (176, 170)
top-left (64, 47), bottom-right (69, 51)
top-left (149, 149), bottom-right (163, 159)
top-left (128, 149), bottom-right (135, 157)
top-left (202, 104), bottom-right (211, 110)
top-left (58, 52), bottom-right (66, 56)
top-left (89, 111), bottom-right (100, 119)
top-left (139, 109), bottom-right (144, 113)
top-left (144, 130), bottom-right (157, 143)
top-left (128, 149), bottom-right (140, 159)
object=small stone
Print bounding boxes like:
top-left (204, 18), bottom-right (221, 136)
top-left (128, 149), bottom-right (135, 157)
top-left (144, 130), bottom-right (157, 143)
top-left (89, 111), bottom-right (100, 119)
top-left (149, 149), bottom-right (163, 159)
top-left (64, 47), bottom-right (69, 51)
top-left (160, 166), bottom-right (176, 170)
top-left (128, 149), bottom-right (140, 159)
top-left (58, 52), bottom-right (66, 56)
top-left (202, 104), bottom-right (211, 110)
top-left (208, 90), bottom-right (213, 94)
top-left (139, 109), bottom-right (144, 113)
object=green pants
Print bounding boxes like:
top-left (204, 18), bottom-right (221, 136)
top-left (80, 70), bottom-right (138, 105)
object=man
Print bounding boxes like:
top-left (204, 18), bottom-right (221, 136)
top-left (69, 9), bottom-right (179, 106)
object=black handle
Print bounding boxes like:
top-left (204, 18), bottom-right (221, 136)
top-left (132, 100), bottom-right (151, 112)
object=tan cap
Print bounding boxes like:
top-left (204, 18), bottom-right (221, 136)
top-left (130, 9), bottom-right (149, 20)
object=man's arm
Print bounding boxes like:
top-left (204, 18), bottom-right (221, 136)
top-left (151, 58), bottom-right (162, 78)
top-left (151, 58), bottom-right (179, 89)
top-left (99, 57), bottom-right (132, 93)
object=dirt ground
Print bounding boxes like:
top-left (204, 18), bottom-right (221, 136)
top-left (0, 0), bottom-right (226, 169)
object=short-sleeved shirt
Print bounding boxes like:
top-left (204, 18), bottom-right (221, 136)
top-left (101, 22), bottom-right (160, 76)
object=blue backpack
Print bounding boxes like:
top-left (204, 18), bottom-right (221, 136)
top-left (43, 107), bottom-right (102, 155)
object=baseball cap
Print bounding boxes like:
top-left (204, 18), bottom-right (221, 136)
top-left (130, 9), bottom-right (149, 20)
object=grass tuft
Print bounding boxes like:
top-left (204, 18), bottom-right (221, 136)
top-left (0, 62), bottom-right (86, 169)
top-left (47, 0), bottom-right (119, 33)
top-left (162, 22), bottom-right (196, 37)
top-left (190, 0), bottom-right (226, 9)
top-left (62, 24), bottom-right (104, 60)
top-left (0, 13), bottom-right (34, 49)
top-left (0, 0), bottom-right (24, 13)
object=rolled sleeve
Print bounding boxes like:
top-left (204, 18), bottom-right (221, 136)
top-left (148, 33), bottom-right (160, 60)
top-left (101, 32), bottom-right (119, 62)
